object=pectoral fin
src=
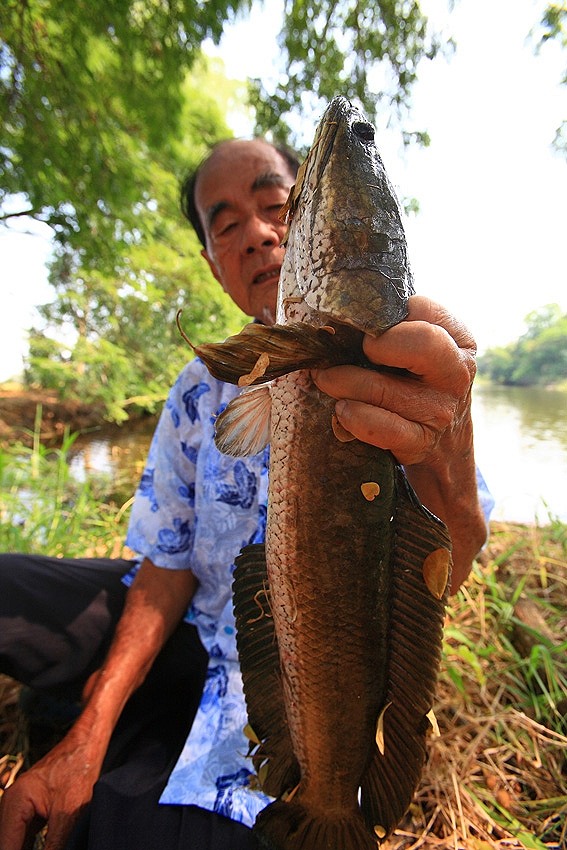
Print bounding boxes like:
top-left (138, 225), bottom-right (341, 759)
top-left (233, 544), bottom-right (299, 798)
top-left (193, 321), bottom-right (362, 386)
top-left (215, 385), bottom-right (272, 457)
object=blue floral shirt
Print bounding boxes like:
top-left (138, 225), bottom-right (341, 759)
top-left (125, 356), bottom-right (495, 827)
top-left (125, 356), bottom-right (272, 825)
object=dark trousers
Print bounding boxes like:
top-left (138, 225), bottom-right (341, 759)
top-left (0, 553), bottom-right (258, 849)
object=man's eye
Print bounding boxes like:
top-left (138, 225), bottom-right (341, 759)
top-left (215, 221), bottom-right (237, 239)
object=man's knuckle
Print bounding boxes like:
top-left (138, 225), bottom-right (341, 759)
top-left (368, 381), bottom-right (387, 409)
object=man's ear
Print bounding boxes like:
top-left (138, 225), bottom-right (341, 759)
top-left (201, 249), bottom-right (226, 291)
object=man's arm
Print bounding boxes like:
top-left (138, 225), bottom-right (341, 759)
top-left (312, 295), bottom-right (488, 593)
top-left (0, 559), bottom-right (197, 850)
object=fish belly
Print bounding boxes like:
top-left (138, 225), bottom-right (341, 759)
top-left (266, 368), bottom-right (395, 816)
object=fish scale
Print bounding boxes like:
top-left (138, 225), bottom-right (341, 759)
top-left (266, 378), bottom-right (389, 821)
top-left (192, 96), bottom-right (453, 849)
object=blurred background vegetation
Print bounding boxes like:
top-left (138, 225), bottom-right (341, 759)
top-left (2, 0), bottom-right (565, 422)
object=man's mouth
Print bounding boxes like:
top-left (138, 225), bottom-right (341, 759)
top-left (252, 266), bottom-right (281, 286)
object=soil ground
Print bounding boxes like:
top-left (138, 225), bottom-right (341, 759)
top-left (0, 385), bottom-right (107, 445)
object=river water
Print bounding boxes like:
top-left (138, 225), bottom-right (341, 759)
top-left (69, 384), bottom-right (567, 525)
top-left (471, 384), bottom-right (566, 524)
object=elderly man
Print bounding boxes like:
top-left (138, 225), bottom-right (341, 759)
top-left (0, 137), bottom-right (490, 850)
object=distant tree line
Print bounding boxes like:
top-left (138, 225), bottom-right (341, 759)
top-left (477, 305), bottom-right (567, 387)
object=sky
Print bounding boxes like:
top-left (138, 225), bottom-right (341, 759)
top-left (1, 0), bottom-right (566, 381)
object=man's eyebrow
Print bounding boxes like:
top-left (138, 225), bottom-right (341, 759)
top-left (205, 172), bottom-right (290, 233)
top-left (251, 171), bottom-right (290, 192)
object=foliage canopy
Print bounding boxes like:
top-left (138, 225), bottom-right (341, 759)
top-left (250, 0), bottom-right (439, 150)
top-left (1, 0), bottom-right (437, 246)
top-left (0, 0), bottom-right (248, 259)
top-left (22, 63), bottom-right (249, 422)
top-left (536, 2), bottom-right (567, 154)
top-left (1, 0), bottom-right (440, 420)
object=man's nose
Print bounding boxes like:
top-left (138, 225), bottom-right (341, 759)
top-left (242, 215), bottom-right (283, 254)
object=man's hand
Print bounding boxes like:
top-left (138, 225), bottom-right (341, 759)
top-left (0, 560), bottom-right (198, 850)
top-left (0, 724), bottom-right (103, 850)
top-left (312, 295), bottom-right (487, 591)
top-left (312, 295), bottom-right (476, 466)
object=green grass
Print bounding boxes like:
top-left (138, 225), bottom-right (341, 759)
top-left (0, 428), bottom-right (566, 848)
top-left (398, 520), bottom-right (567, 849)
top-left (0, 417), bottom-right (132, 558)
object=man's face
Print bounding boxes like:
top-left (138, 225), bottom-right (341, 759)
top-left (195, 139), bottom-right (295, 325)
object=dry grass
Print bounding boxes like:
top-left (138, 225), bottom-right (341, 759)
top-left (388, 520), bottom-right (567, 850)
top-left (1, 520), bottom-right (566, 849)
top-left (0, 677), bottom-right (26, 793)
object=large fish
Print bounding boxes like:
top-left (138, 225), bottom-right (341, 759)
top-left (192, 96), bottom-right (452, 849)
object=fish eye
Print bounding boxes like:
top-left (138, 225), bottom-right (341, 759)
top-left (352, 121), bottom-right (375, 142)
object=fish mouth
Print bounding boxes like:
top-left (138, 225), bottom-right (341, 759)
top-left (252, 266), bottom-right (281, 286)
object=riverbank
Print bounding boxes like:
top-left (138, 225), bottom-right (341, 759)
top-left (4, 379), bottom-right (565, 447)
top-left (0, 383), bottom-right (153, 446)
top-left (0, 383), bottom-right (107, 444)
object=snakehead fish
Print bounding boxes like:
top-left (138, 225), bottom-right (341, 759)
top-left (191, 96), bottom-right (453, 849)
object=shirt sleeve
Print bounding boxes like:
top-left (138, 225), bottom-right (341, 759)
top-left (126, 359), bottom-right (211, 571)
top-left (476, 465), bottom-right (495, 525)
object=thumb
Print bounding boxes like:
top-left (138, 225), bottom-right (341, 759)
top-left (0, 795), bottom-right (45, 850)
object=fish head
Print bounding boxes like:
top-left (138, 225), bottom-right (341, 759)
top-left (280, 96), bottom-right (414, 335)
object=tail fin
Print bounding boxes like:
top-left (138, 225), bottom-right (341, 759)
top-left (254, 800), bottom-right (379, 850)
